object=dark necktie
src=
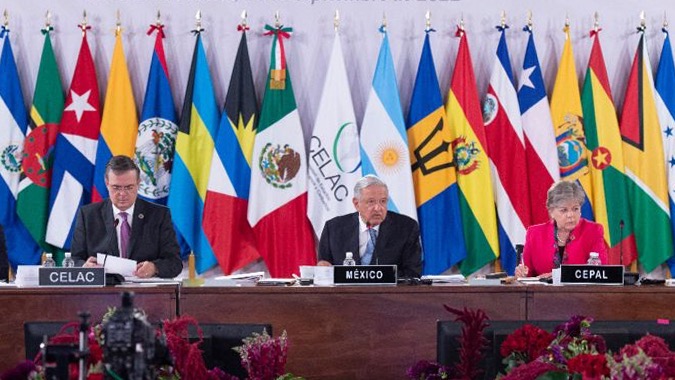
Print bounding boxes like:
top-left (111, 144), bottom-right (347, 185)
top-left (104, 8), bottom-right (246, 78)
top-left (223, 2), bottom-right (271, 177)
top-left (119, 212), bottom-right (130, 259)
top-left (362, 228), bottom-right (377, 265)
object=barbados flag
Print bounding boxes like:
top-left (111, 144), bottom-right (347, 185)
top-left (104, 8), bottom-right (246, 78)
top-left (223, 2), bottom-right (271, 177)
top-left (483, 25), bottom-right (530, 275)
top-left (583, 30), bottom-right (637, 266)
top-left (407, 29), bottom-right (466, 274)
top-left (654, 29), bottom-right (675, 273)
top-left (135, 23), bottom-right (177, 206)
top-left (92, 27), bottom-right (137, 201)
top-left (620, 29), bottom-right (673, 273)
top-left (360, 27), bottom-right (416, 221)
top-left (446, 26), bottom-right (499, 276)
top-left (167, 33), bottom-right (219, 273)
top-left (0, 27), bottom-right (41, 267)
top-left (550, 25), bottom-right (593, 221)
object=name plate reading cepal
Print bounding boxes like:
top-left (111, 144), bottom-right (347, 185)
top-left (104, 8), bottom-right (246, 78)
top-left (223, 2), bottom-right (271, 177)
top-left (333, 265), bottom-right (397, 285)
top-left (560, 265), bottom-right (624, 285)
top-left (39, 267), bottom-right (105, 287)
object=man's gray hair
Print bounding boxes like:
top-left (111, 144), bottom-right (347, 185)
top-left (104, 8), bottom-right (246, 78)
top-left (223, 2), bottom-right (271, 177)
top-left (546, 180), bottom-right (585, 210)
top-left (353, 175), bottom-right (388, 200)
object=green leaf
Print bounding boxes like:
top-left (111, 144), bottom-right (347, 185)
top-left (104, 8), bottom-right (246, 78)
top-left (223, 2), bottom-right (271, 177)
top-left (535, 371), bottom-right (570, 380)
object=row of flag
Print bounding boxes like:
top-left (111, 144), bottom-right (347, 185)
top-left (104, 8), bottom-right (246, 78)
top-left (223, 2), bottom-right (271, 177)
top-left (2, 15), bottom-right (675, 278)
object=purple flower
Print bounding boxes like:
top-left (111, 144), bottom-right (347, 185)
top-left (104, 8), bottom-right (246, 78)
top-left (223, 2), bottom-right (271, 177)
top-left (0, 360), bottom-right (37, 380)
top-left (406, 360), bottom-right (451, 379)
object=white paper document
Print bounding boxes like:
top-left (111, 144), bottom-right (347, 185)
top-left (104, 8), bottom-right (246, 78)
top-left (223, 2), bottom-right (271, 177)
top-left (97, 253), bottom-right (137, 277)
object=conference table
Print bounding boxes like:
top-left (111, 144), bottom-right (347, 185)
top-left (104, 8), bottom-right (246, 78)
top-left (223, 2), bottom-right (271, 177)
top-left (1, 283), bottom-right (674, 378)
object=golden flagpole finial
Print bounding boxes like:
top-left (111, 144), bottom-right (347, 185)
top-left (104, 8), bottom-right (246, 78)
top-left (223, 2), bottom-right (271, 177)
top-left (640, 10), bottom-right (646, 28)
top-left (663, 11), bottom-right (669, 31)
top-left (115, 9), bottom-right (121, 35)
top-left (156, 10), bottom-right (162, 26)
top-left (526, 10), bottom-right (533, 30)
top-left (593, 11), bottom-right (600, 32)
top-left (381, 12), bottom-right (387, 33)
top-left (3, 10), bottom-right (8, 28)
top-left (565, 13), bottom-right (570, 28)
top-left (425, 10), bottom-right (431, 32)
top-left (45, 10), bottom-right (52, 29)
top-left (240, 9), bottom-right (247, 29)
top-left (459, 13), bottom-right (465, 31)
top-left (334, 9), bottom-right (340, 33)
top-left (195, 9), bottom-right (202, 30)
top-left (274, 10), bottom-right (280, 28)
top-left (500, 10), bottom-right (506, 29)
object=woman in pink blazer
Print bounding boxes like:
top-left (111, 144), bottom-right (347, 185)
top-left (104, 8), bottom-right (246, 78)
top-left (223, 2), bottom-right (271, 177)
top-left (515, 181), bottom-right (608, 277)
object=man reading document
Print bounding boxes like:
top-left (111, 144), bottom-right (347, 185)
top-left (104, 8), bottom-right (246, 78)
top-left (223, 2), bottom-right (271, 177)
top-left (71, 155), bottom-right (182, 278)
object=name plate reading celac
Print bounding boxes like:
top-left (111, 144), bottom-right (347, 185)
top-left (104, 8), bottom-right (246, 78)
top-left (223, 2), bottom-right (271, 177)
top-left (560, 265), bottom-right (624, 285)
top-left (39, 267), bottom-right (105, 287)
top-left (333, 265), bottom-right (397, 285)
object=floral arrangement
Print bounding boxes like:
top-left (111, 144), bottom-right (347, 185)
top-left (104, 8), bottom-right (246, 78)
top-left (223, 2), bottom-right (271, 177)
top-left (1, 309), bottom-right (302, 380)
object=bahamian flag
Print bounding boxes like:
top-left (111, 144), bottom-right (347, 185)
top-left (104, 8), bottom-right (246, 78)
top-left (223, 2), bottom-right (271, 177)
top-left (16, 26), bottom-right (63, 259)
top-left (92, 27), bottom-right (138, 201)
top-left (518, 27), bottom-right (560, 225)
top-left (167, 33), bottom-right (219, 273)
top-left (248, 23), bottom-right (317, 277)
top-left (654, 29), bottom-right (675, 273)
top-left (446, 26), bottom-right (499, 276)
top-left (0, 27), bottom-right (42, 267)
top-left (407, 29), bottom-right (466, 274)
top-left (203, 28), bottom-right (260, 274)
top-left (620, 29), bottom-right (673, 273)
top-left (582, 29), bottom-right (637, 266)
top-left (483, 25), bottom-right (530, 275)
top-left (307, 31), bottom-right (361, 238)
top-left (550, 25), bottom-right (594, 221)
top-left (46, 27), bottom-right (101, 250)
top-left (360, 27), bottom-right (416, 220)
top-left (134, 23), bottom-right (177, 206)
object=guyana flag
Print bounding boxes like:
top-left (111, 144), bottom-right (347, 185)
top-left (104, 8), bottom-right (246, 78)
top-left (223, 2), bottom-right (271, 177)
top-left (582, 31), bottom-right (637, 266)
top-left (619, 30), bottom-right (673, 272)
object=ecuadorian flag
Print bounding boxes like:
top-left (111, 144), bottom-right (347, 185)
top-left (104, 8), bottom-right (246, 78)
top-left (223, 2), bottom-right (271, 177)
top-left (407, 30), bottom-right (466, 275)
top-left (167, 33), bottom-right (219, 273)
top-left (446, 27), bottom-right (499, 275)
top-left (620, 30), bottom-right (673, 273)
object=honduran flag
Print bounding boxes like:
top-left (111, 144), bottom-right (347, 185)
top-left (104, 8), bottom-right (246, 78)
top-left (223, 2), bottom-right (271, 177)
top-left (518, 26), bottom-right (560, 225)
top-left (620, 28), bottom-right (673, 273)
top-left (46, 26), bottom-right (101, 250)
top-left (92, 27), bottom-right (138, 202)
top-left (483, 25), bottom-right (530, 275)
top-left (0, 27), bottom-right (42, 267)
top-left (407, 29), bottom-right (466, 275)
top-left (134, 23), bottom-right (177, 206)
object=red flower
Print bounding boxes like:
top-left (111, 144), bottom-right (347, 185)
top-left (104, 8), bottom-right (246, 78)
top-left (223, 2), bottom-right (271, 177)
top-left (500, 324), bottom-right (554, 361)
top-left (567, 353), bottom-right (609, 379)
top-left (636, 334), bottom-right (671, 357)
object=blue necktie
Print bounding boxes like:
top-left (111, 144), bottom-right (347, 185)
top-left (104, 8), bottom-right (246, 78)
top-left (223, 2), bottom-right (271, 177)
top-left (362, 228), bottom-right (377, 265)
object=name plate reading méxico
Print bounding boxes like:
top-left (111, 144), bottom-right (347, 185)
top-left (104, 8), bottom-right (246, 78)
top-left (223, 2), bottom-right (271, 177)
top-left (333, 265), bottom-right (397, 285)
top-left (39, 267), bottom-right (105, 287)
top-left (560, 265), bottom-right (624, 285)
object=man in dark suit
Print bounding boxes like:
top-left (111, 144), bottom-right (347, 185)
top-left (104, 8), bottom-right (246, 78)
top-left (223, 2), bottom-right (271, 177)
top-left (318, 175), bottom-right (422, 278)
top-left (71, 155), bottom-right (182, 278)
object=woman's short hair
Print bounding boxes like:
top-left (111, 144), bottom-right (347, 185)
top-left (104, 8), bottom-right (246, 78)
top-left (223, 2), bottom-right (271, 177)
top-left (546, 180), bottom-right (585, 210)
top-left (353, 175), bottom-right (388, 200)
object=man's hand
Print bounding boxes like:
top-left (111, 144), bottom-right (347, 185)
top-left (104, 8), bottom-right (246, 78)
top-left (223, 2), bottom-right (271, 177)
top-left (83, 257), bottom-right (101, 268)
top-left (134, 261), bottom-right (157, 278)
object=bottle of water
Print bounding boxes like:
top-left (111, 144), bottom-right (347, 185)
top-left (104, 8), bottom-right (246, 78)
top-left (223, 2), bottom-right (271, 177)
top-left (343, 252), bottom-right (356, 266)
top-left (43, 253), bottom-right (56, 268)
top-left (587, 252), bottom-right (601, 266)
top-left (62, 252), bottom-right (75, 268)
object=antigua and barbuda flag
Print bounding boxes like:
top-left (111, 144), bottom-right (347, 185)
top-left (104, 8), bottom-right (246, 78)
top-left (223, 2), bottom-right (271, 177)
top-left (446, 25), bottom-right (499, 276)
top-left (518, 25), bottom-right (560, 225)
top-left (46, 24), bottom-right (101, 250)
top-left (550, 24), bottom-right (594, 221)
top-left (620, 25), bottom-right (673, 273)
top-left (134, 22), bottom-right (177, 206)
top-left (360, 25), bottom-right (417, 220)
top-left (167, 30), bottom-right (219, 273)
top-left (203, 24), bottom-right (260, 274)
top-left (247, 22), bottom-right (317, 277)
top-left (16, 24), bottom-right (63, 261)
top-left (307, 30), bottom-right (361, 239)
top-left (582, 28), bottom-right (637, 266)
top-left (92, 25), bottom-right (138, 202)
top-left (407, 28), bottom-right (466, 274)
top-left (0, 26), bottom-right (42, 267)
top-left (654, 27), bottom-right (675, 273)
top-left (483, 24), bottom-right (529, 275)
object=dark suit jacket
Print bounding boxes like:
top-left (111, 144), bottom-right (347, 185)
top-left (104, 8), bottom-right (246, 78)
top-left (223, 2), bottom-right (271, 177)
top-left (318, 211), bottom-right (422, 278)
top-left (71, 198), bottom-right (182, 278)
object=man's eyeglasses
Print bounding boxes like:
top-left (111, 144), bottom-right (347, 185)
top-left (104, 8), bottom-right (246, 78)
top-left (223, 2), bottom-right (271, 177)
top-left (109, 184), bottom-right (137, 193)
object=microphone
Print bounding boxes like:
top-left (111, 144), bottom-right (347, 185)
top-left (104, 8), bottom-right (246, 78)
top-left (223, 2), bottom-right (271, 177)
top-left (103, 218), bottom-right (120, 268)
